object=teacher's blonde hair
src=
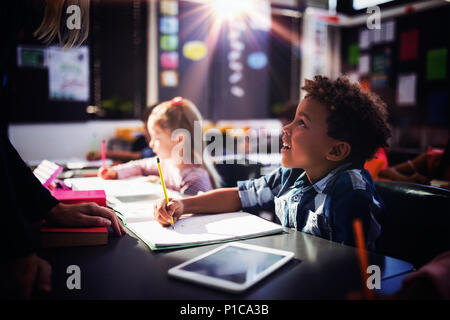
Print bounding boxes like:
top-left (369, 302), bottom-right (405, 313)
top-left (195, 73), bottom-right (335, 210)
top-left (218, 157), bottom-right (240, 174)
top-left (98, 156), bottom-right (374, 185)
top-left (34, 0), bottom-right (90, 48)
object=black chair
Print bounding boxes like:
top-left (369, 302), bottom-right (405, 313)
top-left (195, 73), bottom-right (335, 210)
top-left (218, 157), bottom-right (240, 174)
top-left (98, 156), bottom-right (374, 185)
top-left (214, 157), bottom-right (263, 188)
top-left (374, 181), bottom-right (450, 268)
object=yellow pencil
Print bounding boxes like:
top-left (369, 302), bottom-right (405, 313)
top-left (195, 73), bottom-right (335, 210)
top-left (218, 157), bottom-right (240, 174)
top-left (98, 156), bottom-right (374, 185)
top-left (156, 157), bottom-right (174, 229)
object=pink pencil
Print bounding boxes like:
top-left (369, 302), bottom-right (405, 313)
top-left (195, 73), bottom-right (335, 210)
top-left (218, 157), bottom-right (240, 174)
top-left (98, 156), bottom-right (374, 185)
top-left (101, 139), bottom-right (106, 169)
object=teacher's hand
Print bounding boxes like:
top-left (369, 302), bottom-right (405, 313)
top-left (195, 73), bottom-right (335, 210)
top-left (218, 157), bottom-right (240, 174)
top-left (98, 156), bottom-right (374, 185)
top-left (1, 253), bottom-right (52, 299)
top-left (153, 198), bottom-right (184, 227)
top-left (45, 203), bottom-right (126, 236)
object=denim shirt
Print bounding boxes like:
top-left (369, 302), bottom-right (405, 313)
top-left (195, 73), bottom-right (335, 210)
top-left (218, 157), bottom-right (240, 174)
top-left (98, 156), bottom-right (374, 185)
top-left (237, 163), bottom-right (384, 250)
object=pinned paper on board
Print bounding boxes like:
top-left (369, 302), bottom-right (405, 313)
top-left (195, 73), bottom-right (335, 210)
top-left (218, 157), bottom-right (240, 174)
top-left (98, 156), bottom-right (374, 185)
top-left (160, 16), bottom-right (179, 34)
top-left (426, 48), bottom-right (447, 80)
top-left (160, 51), bottom-right (179, 69)
top-left (399, 29), bottom-right (419, 61)
top-left (383, 20), bottom-right (395, 42)
top-left (359, 54), bottom-right (370, 75)
top-left (359, 30), bottom-right (370, 49)
top-left (160, 70), bottom-right (178, 87)
top-left (160, 0), bottom-right (178, 16)
top-left (396, 73), bottom-right (417, 106)
top-left (372, 28), bottom-right (382, 44)
top-left (160, 35), bottom-right (178, 51)
top-left (359, 21), bottom-right (395, 50)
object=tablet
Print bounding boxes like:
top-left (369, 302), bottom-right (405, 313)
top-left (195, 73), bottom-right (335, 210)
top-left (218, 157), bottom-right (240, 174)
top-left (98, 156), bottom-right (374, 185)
top-left (168, 242), bottom-right (294, 293)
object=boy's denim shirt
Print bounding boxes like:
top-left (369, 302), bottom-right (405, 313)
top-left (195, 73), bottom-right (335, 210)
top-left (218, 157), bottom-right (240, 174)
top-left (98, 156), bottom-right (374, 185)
top-left (237, 163), bottom-right (384, 250)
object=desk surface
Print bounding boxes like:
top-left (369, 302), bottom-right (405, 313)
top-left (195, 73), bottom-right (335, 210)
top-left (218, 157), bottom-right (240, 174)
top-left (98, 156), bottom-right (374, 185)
top-left (38, 227), bottom-right (414, 300)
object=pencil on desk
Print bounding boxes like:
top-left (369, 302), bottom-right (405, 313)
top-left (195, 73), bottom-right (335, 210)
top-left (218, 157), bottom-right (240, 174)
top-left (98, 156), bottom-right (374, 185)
top-left (353, 218), bottom-right (375, 300)
top-left (156, 157), bottom-right (174, 229)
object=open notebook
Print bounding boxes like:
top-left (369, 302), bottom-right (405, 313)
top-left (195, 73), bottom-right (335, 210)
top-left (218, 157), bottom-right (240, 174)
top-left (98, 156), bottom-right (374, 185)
top-left (111, 197), bottom-right (284, 250)
top-left (126, 211), bottom-right (284, 251)
top-left (64, 176), bottom-right (284, 250)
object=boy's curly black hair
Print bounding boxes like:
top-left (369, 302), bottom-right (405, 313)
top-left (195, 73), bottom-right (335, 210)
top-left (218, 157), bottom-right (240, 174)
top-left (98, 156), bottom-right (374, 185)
top-left (302, 75), bottom-right (391, 163)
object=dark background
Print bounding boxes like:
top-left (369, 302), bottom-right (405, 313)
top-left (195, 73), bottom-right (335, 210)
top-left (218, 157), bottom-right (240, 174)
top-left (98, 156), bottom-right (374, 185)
top-left (340, 4), bottom-right (450, 130)
top-left (9, 0), bottom-right (301, 123)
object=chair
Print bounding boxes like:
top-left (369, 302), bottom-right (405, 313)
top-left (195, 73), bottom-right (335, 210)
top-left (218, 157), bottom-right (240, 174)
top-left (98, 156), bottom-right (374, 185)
top-left (214, 156), bottom-right (263, 188)
top-left (374, 181), bottom-right (450, 268)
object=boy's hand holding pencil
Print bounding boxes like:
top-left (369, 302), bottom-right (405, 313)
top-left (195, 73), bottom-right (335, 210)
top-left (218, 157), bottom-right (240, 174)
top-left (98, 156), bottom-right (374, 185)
top-left (156, 157), bottom-right (179, 229)
top-left (153, 197), bottom-right (184, 227)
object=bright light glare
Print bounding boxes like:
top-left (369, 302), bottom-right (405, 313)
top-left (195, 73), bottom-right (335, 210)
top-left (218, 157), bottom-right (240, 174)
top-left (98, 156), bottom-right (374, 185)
top-left (211, 0), bottom-right (254, 21)
top-left (352, 0), bottom-right (394, 10)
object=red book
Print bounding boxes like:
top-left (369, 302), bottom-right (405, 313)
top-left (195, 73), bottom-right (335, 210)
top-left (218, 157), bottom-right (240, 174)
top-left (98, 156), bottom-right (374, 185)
top-left (40, 226), bottom-right (108, 248)
top-left (42, 190), bottom-right (108, 248)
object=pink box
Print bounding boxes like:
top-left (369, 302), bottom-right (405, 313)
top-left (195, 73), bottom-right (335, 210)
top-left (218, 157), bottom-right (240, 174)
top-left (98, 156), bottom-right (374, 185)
top-left (51, 190), bottom-right (107, 207)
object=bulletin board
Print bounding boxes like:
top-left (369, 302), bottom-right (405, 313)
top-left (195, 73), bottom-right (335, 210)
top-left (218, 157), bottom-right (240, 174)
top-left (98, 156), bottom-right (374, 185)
top-left (340, 5), bottom-right (450, 127)
top-left (156, 0), bottom-right (272, 121)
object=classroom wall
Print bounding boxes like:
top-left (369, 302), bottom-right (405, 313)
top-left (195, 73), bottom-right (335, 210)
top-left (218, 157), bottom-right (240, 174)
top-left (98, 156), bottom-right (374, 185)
top-left (8, 120), bottom-right (142, 164)
top-left (339, 4), bottom-right (450, 151)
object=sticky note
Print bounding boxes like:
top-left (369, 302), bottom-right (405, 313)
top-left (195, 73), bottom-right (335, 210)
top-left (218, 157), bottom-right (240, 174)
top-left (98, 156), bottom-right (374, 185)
top-left (426, 48), bottom-right (447, 80)
top-left (383, 20), bottom-right (395, 42)
top-left (359, 29), bottom-right (370, 49)
top-left (396, 73), bottom-right (417, 106)
top-left (160, 17), bottom-right (179, 34)
top-left (372, 28), bottom-right (382, 44)
top-left (160, 52), bottom-right (179, 69)
top-left (160, 0), bottom-right (178, 16)
top-left (399, 29), bottom-right (418, 61)
top-left (359, 54), bottom-right (370, 75)
top-left (160, 35), bottom-right (178, 51)
top-left (160, 70), bottom-right (178, 87)
top-left (348, 44), bottom-right (359, 65)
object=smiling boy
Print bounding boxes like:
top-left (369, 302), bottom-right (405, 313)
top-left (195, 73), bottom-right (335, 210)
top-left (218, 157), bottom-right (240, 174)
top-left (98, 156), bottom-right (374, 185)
top-left (154, 76), bottom-right (391, 249)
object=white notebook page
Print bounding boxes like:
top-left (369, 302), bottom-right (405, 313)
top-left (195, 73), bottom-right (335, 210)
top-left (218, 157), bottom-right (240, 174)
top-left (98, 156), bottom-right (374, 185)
top-left (126, 211), bottom-right (283, 249)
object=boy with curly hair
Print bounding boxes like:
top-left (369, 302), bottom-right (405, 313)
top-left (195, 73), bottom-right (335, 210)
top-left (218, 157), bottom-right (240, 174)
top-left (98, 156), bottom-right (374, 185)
top-left (154, 76), bottom-right (392, 250)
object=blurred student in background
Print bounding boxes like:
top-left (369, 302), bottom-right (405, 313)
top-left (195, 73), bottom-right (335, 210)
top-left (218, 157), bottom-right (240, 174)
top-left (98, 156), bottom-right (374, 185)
top-left (99, 97), bottom-right (222, 196)
top-left (378, 140), bottom-right (450, 189)
top-left (86, 104), bottom-right (157, 162)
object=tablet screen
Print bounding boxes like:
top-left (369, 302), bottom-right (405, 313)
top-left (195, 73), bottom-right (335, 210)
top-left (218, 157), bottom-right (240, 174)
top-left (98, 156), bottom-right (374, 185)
top-left (180, 245), bottom-right (286, 284)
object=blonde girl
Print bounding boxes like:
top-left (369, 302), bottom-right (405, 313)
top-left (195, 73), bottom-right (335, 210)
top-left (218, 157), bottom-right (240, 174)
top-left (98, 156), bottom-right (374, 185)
top-left (100, 97), bottom-right (221, 195)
